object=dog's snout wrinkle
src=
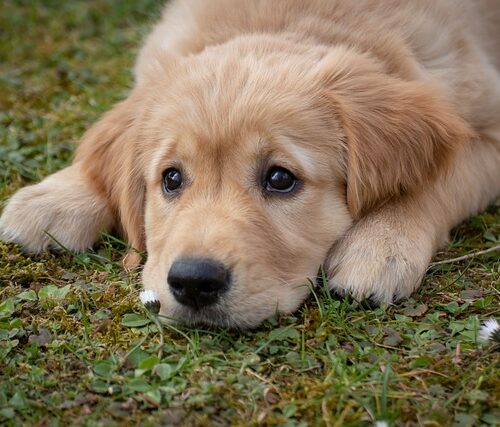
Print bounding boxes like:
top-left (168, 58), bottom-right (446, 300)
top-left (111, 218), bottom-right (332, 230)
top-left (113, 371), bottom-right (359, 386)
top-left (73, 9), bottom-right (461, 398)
top-left (167, 258), bottom-right (230, 310)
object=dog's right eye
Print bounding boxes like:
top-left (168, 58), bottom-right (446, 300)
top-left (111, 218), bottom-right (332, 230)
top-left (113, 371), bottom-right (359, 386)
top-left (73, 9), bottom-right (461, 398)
top-left (162, 168), bottom-right (183, 194)
top-left (265, 167), bottom-right (297, 194)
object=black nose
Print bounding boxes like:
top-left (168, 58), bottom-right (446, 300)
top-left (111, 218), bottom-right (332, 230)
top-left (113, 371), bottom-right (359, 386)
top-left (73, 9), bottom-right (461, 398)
top-left (167, 258), bottom-right (230, 310)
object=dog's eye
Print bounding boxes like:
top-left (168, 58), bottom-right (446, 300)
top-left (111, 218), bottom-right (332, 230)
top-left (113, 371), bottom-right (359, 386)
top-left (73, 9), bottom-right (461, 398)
top-left (162, 168), bottom-right (183, 193)
top-left (265, 167), bottom-right (297, 193)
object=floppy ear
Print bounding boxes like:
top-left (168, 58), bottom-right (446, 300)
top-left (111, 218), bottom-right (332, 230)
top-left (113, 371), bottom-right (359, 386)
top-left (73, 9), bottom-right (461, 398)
top-left (74, 93), bottom-right (146, 253)
top-left (316, 50), bottom-right (474, 217)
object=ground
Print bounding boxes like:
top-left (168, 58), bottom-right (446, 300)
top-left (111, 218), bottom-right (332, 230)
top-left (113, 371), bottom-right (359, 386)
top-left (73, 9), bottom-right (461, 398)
top-left (0, 1), bottom-right (499, 426)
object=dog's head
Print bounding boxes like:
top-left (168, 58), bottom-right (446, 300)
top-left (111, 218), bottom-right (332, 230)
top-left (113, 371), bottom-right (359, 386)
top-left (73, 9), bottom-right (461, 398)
top-left (78, 40), bottom-right (471, 327)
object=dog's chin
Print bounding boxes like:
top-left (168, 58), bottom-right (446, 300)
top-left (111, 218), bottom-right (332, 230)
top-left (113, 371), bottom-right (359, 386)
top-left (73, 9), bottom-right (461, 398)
top-left (160, 301), bottom-right (276, 330)
top-left (165, 305), bottom-right (233, 328)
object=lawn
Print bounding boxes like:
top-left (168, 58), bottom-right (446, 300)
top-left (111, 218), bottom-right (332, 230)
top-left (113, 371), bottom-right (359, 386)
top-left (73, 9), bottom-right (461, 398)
top-left (0, 1), bottom-right (499, 425)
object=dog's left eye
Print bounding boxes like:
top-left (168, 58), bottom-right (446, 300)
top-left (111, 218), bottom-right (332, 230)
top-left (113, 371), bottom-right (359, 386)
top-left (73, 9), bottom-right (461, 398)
top-left (162, 168), bottom-right (183, 194)
top-left (265, 167), bottom-right (297, 193)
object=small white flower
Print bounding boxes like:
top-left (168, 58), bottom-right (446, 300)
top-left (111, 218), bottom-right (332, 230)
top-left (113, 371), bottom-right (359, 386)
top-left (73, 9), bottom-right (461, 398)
top-left (374, 421), bottom-right (389, 427)
top-left (139, 290), bottom-right (161, 314)
top-left (140, 290), bottom-right (159, 305)
top-left (478, 319), bottom-right (500, 344)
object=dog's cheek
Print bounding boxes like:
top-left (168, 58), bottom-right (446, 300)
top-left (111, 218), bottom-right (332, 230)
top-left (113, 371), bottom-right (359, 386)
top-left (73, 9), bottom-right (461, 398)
top-left (279, 190), bottom-right (352, 273)
top-left (275, 283), bottom-right (313, 314)
top-left (143, 194), bottom-right (172, 255)
top-left (226, 282), bottom-right (312, 327)
top-left (141, 197), bottom-right (179, 311)
top-left (234, 191), bottom-right (352, 320)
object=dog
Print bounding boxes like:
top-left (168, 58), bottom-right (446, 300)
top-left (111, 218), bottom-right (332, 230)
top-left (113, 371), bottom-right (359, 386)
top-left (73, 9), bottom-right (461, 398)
top-left (1, 0), bottom-right (499, 328)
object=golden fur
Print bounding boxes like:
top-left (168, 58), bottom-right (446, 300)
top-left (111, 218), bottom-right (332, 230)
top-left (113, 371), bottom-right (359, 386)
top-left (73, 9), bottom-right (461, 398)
top-left (1, 0), bottom-right (500, 327)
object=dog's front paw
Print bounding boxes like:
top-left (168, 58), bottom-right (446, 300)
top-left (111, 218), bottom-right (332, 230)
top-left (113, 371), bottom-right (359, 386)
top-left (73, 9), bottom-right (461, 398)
top-left (0, 184), bottom-right (60, 253)
top-left (325, 215), bottom-right (434, 303)
top-left (0, 166), bottom-right (113, 254)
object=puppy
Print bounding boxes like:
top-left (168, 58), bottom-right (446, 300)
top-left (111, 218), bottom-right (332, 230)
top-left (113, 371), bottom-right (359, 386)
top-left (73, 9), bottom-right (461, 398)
top-left (1, 0), bottom-right (499, 328)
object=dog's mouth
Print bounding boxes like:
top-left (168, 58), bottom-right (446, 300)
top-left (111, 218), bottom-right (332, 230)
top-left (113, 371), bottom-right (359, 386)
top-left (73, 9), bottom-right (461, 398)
top-left (165, 302), bottom-right (239, 328)
top-left (164, 289), bottom-right (281, 329)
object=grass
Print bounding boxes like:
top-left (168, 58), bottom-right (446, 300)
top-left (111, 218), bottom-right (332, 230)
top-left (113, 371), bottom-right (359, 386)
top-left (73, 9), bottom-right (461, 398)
top-left (0, 1), bottom-right (499, 425)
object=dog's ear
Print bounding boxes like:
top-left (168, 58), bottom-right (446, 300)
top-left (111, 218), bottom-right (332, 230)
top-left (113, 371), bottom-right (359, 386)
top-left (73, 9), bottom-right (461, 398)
top-left (75, 94), bottom-right (146, 253)
top-left (315, 49), bottom-right (474, 218)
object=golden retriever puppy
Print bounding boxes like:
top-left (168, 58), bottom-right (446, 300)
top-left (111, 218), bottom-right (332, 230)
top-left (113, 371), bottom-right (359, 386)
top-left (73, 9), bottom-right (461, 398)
top-left (1, 0), bottom-right (500, 328)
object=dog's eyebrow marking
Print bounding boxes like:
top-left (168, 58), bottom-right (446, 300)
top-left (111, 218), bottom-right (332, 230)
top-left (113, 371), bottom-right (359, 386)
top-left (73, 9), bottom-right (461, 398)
top-left (276, 137), bottom-right (316, 172)
top-left (148, 138), bottom-right (178, 182)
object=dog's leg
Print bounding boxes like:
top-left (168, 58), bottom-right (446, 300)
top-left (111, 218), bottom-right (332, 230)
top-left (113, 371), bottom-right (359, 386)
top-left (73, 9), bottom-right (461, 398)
top-left (0, 163), bottom-right (114, 254)
top-left (326, 132), bottom-right (500, 303)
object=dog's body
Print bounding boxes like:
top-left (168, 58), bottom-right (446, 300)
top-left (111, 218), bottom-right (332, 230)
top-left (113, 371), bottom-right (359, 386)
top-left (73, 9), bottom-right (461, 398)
top-left (1, 0), bottom-right (499, 327)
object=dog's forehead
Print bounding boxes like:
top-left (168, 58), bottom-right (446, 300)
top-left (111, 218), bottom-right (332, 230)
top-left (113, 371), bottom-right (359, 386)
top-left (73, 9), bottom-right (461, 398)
top-left (143, 57), bottom-right (343, 181)
top-left (152, 131), bottom-right (277, 171)
top-left (179, 129), bottom-right (261, 156)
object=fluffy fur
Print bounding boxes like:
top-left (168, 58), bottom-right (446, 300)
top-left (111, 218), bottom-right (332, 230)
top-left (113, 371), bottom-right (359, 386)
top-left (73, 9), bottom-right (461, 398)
top-left (1, 0), bottom-right (499, 328)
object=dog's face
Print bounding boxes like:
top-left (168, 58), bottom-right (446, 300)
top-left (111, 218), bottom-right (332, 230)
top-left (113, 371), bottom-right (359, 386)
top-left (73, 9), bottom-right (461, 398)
top-left (139, 46), bottom-right (353, 327)
top-left (142, 133), bottom-right (351, 327)
top-left (89, 42), bottom-right (469, 328)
